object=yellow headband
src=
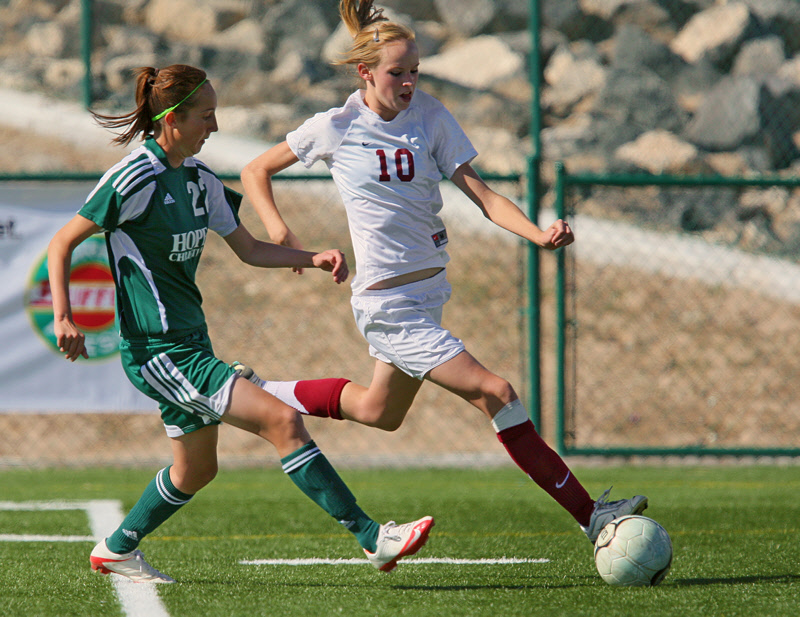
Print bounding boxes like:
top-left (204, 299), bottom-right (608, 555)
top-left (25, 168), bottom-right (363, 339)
top-left (152, 78), bottom-right (207, 122)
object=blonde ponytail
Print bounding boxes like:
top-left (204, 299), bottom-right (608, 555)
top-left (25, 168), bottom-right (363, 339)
top-left (335, 0), bottom-right (415, 68)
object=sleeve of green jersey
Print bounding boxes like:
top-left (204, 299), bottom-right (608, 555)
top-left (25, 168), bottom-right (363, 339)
top-left (224, 185), bottom-right (243, 215)
top-left (78, 181), bottom-right (122, 232)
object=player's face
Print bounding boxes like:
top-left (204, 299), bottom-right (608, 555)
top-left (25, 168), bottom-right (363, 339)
top-left (172, 83), bottom-right (218, 161)
top-left (362, 38), bottom-right (419, 121)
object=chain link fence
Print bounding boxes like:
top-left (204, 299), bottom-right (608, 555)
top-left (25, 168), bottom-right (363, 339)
top-left (3, 0), bottom-right (800, 465)
top-left (556, 173), bottom-right (800, 455)
top-left (540, 0), bottom-right (800, 455)
top-left (0, 174), bottom-right (528, 468)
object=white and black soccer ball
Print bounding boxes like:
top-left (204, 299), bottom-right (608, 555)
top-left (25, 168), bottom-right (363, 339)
top-left (594, 515), bottom-right (673, 587)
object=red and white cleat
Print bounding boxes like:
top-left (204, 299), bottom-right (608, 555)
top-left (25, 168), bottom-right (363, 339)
top-left (90, 539), bottom-right (175, 583)
top-left (364, 516), bottom-right (435, 572)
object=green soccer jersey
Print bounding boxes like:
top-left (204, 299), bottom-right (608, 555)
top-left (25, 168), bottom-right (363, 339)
top-left (79, 137), bottom-right (241, 338)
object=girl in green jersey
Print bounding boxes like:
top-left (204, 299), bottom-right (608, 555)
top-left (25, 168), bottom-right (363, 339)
top-left (48, 64), bottom-right (433, 582)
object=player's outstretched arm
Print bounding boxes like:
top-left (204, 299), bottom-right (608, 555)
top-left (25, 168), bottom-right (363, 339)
top-left (223, 224), bottom-right (348, 284)
top-left (451, 163), bottom-right (574, 250)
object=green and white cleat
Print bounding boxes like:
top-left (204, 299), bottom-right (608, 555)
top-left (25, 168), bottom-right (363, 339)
top-left (581, 488), bottom-right (648, 543)
top-left (90, 540), bottom-right (175, 583)
top-left (364, 516), bottom-right (435, 572)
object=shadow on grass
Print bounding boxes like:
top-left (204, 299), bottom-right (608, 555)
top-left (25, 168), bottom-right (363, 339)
top-left (230, 576), bottom-right (601, 591)
top-left (674, 574), bottom-right (800, 586)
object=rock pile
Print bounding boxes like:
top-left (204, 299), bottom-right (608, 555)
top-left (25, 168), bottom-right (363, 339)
top-left (3, 0), bottom-right (800, 252)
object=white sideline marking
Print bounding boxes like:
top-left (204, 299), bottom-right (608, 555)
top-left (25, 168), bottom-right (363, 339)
top-left (0, 534), bottom-right (95, 542)
top-left (240, 557), bottom-right (549, 566)
top-left (0, 500), bottom-right (170, 617)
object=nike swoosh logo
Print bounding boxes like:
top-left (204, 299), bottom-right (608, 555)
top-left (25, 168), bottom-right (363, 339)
top-left (555, 471), bottom-right (570, 489)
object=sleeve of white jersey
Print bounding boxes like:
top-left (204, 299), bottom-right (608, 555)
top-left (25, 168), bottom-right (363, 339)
top-left (286, 109), bottom-right (347, 169)
top-left (428, 99), bottom-right (478, 179)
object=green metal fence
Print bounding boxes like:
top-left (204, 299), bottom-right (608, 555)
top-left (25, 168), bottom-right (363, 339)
top-left (553, 163), bottom-right (800, 457)
top-left (537, 0), bottom-right (800, 457)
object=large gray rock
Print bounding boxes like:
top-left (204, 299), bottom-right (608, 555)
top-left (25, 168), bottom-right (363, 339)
top-left (542, 0), bottom-right (614, 42)
top-left (612, 24), bottom-right (686, 80)
top-left (376, 0), bottom-right (441, 21)
top-left (433, 0), bottom-right (497, 37)
top-left (590, 67), bottom-right (688, 142)
top-left (684, 76), bottom-right (761, 150)
top-left (758, 79), bottom-right (800, 168)
top-left (543, 42), bottom-right (607, 115)
top-left (732, 36), bottom-right (786, 78)
top-left (261, 0), bottom-right (335, 62)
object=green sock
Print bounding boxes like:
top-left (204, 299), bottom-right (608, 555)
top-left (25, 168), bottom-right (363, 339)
top-left (282, 441), bottom-right (380, 552)
top-left (106, 466), bottom-right (193, 554)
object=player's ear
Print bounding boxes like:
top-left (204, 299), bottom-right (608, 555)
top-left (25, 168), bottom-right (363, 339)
top-left (357, 63), bottom-right (372, 82)
top-left (164, 111), bottom-right (179, 129)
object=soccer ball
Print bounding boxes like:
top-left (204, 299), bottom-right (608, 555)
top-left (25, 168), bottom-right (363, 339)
top-left (594, 515), bottom-right (673, 587)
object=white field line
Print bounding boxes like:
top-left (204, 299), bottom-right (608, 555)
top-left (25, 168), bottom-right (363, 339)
top-left (0, 500), bottom-right (170, 617)
top-left (0, 534), bottom-right (95, 542)
top-left (240, 557), bottom-right (550, 566)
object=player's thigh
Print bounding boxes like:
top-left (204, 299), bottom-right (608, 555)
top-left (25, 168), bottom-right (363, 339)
top-left (366, 359), bottom-right (424, 417)
top-left (427, 350), bottom-right (511, 403)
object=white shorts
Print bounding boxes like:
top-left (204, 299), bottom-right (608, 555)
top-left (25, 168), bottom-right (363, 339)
top-left (350, 269), bottom-right (465, 380)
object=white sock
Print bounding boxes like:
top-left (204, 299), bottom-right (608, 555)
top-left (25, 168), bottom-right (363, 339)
top-left (263, 380), bottom-right (309, 414)
top-left (490, 399), bottom-right (529, 433)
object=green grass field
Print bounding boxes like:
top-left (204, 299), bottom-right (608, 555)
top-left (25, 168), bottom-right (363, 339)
top-left (1, 464), bottom-right (797, 617)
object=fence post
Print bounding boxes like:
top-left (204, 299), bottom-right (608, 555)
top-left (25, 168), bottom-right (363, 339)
top-left (553, 161), bottom-right (567, 455)
top-left (527, 0), bottom-right (542, 429)
top-left (81, 0), bottom-right (93, 108)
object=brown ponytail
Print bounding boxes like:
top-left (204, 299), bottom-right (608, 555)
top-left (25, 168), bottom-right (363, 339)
top-left (335, 0), bottom-right (415, 68)
top-left (91, 64), bottom-right (207, 146)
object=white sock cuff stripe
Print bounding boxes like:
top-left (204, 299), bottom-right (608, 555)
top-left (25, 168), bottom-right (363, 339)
top-left (491, 399), bottom-right (529, 433)
top-left (282, 446), bottom-right (321, 474)
top-left (156, 467), bottom-right (192, 506)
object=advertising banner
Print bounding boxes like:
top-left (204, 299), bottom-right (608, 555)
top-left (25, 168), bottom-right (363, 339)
top-left (0, 182), bottom-right (152, 412)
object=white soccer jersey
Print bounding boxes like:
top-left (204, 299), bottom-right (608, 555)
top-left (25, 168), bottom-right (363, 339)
top-left (287, 89), bottom-right (477, 295)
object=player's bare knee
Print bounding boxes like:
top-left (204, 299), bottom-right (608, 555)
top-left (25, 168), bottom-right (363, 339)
top-left (262, 404), bottom-right (306, 442)
top-left (371, 415), bottom-right (404, 432)
top-left (171, 461), bottom-right (217, 493)
top-left (485, 376), bottom-right (516, 406)
top-left (193, 463), bottom-right (218, 489)
top-left (353, 402), bottom-right (405, 431)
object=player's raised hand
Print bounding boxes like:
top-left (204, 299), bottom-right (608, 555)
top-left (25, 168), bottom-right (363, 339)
top-left (312, 249), bottom-right (349, 284)
top-left (540, 219), bottom-right (574, 250)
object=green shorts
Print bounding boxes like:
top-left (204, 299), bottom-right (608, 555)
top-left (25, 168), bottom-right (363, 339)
top-left (119, 328), bottom-right (237, 437)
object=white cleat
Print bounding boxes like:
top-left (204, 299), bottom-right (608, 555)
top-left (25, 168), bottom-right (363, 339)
top-left (364, 516), bottom-right (435, 572)
top-left (581, 488), bottom-right (648, 543)
top-left (90, 540), bottom-right (175, 583)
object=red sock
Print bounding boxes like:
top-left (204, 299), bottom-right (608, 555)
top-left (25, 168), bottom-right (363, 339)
top-left (293, 378), bottom-right (350, 420)
top-left (496, 418), bottom-right (594, 526)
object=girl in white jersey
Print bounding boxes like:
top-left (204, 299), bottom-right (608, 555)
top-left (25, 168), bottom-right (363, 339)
top-left (240, 1), bottom-right (649, 544)
top-left (48, 63), bottom-right (433, 583)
